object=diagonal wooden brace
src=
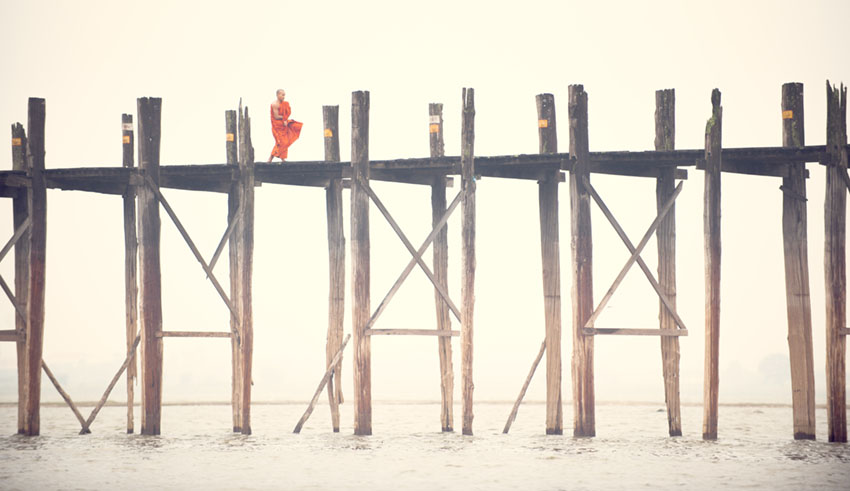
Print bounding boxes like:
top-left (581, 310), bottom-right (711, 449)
top-left (145, 176), bottom-right (241, 342)
top-left (80, 330), bottom-right (142, 434)
top-left (0, 215), bottom-right (31, 265)
top-left (359, 178), bottom-right (464, 329)
top-left (293, 333), bottom-right (351, 433)
top-left (582, 176), bottom-right (685, 330)
top-left (42, 360), bottom-right (88, 431)
top-left (208, 194), bottom-right (244, 273)
top-left (0, 273), bottom-right (26, 320)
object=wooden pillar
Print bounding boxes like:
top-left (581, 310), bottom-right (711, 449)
top-left (122, 113), bottom-right (139, 434)
top-left (226, 109), bottom-right (243, 433)
top-left (430, 102), bottom-right (454, 432)
top-left (568, 84), bottom-right (595, 437)
top-left (351, 91), bottom-right (372, 436)
top-left (11, 122), bottom-right (30, 435)
top-left (536, 93), bottom-right (563, 435)
top-left (460, 88), bottom-right (476, 436)
top-left (137, 97), bottom-right (163, 436)
top-left (323, 105), bottom-right (345, 432)
top-left (654, 89), bottom-right (682, 437)
top-left (702, 89), bottom-right (722, 441)
top-left (780, 82), bottom-right (816, 440)
top-left (21, 98), bottom-right (46, 436)
top-left (824, 81), bottom-right (847, 443)
top-left (238, 105), bottom-right (255, 435)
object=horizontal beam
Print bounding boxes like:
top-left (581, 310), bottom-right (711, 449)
top-left (841, 328), bottom-right (850, 336)
top-left (1, 144), bottom-right (841, 195)
top-left (583, 327), bottom-right (688, 337)
top-left (365, 328), bottom-right (459, 337)
top-left (157, 331), bottom-right (233, 338)
top-left (0, 329), bottom-right (22, 342)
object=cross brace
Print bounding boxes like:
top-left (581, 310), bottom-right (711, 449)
top-left (581, 176), bottom-right (688, 334)
top-left (360, 178), bottom-right (466, 332)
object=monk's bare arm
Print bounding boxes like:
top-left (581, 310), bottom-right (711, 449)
top-left (271, 103), bottom-right (285, 121)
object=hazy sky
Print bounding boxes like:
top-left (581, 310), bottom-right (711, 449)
top-left (0, 0), bottom-right (849, 417)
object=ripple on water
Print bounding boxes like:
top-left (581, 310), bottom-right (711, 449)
top-left (0, 403), bottom-right (848, 490)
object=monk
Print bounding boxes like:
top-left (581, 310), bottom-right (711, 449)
top-left (268, 89), bottom-right (303, 162)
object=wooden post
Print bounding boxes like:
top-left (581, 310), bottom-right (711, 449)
top-left (121, 114), bottom-right (138, 434)
top-left (780, 82), bottom-right (816, 440)
top-left (460, 88), bottom-right (476, 436)
top-left (824, 81), bottom-right (847, 443)
top-left (430, 102), bottom-right (454, 432)
top-left (22, 98), bottom-right (46, 436)
top-left (536, 93), bottom-right (563, 435)
top-left (323, 105), bottom-right (345, 432)
top-left (137, 97), bottom-right (163, 436)
top-left (655, 89), bottom-right (682, 437)
top-left (11, 122), bottom-right (30, 435)
top-left (226, 109), bottom-right (243, 433)
top-left (351, 91), bottom-right (372, 436)
top-left (568, 84), bottom-right (595, 437)
top-left (238, 104), bottom-right (255, 435)
top-left (703, 89), bottom-right (722, 441)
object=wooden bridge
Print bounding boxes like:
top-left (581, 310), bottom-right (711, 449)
top-left (1, 82), bottom-right (847, 442)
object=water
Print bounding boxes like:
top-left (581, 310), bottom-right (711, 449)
top-left (0, 402), bottom-right (848, 490)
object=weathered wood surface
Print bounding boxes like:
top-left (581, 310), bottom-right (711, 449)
top-left (137, 97), bottom-right (164, 436)
top-left (365, 329), bottom-right (459, 336)
top-left (11, 122), bottom-right (29, 434)
top-left (324, 105), bottom-right (344, 432)
top-left (503, 340), bottom-right (546, 434)
top-left (569, 85), bottom-right (595, 437)
top-left (81, 332), bottom-right (141, 433)
top-left (122, 113), bottom-right (138, 434)
top-left (536, 93), bottom-right (563, 435)
top-left (780, 83), bottom-right (816, 440)
top-left (0, 330), bottom-right (23, 342)
top-left (238, 104), bottom-right (255, 436)
top-left (226, 109), bottom-right (243, 433)
top-left (461, 88), bottom-right (476, 436)
top-left (158, 331), bottom-right (232, 338)
top-left (293, 334), bottom-right (351, 434)
top-left (703, 89), bottom-right (722, 441)
top-left (351, 91), bottom-right (372, 436)
top-left (430, 102), bottom-right (454, 433)
top-left (655, 89), bottom-right (682, 437)
top-left (23, 98), bottom-right (46, 436)
top-left (583, 328), bottom-right (688, 337)
top-left (41, 361), bottom-right (87, 431)
top-left (824, 82), bottom-right (847, 443)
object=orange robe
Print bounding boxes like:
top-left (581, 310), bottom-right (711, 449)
top-left (270, 101), bottom-right (303, 160)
